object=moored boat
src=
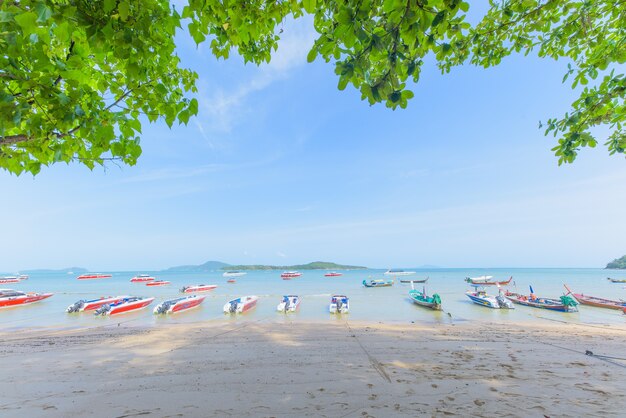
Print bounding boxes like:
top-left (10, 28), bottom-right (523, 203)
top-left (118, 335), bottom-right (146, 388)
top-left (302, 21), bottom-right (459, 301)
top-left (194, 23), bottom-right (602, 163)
top-left (77, 273), bottom-right (112, 280)
top-left (223, 271), bottom-right (247, 277)
top-left (324, 272), bottom-right (343, 277)
top-left (0, 277), bottom-right (21, 284)
top-left (505, 286), bottom-right (578, 312)
top-left (0, 289), bottom-right (53, 308)
top-left (607, 277), bottom-right (626, 283)
top-left (180, 284), bottom-right (218, 293)
top-left (564, 284), bottom-right (626, 310)
top-left (384, 269), bottom-right (416, 276)
top-left (67, 295), bottom-right (130, 313)
top-left (329, 295), bottom-right (349, 314)
top-left (224, 295), bottom-right (258, 314)
top-left (277, 295), bottom-right (300, 312)
top-left (465, 286), bottom-right (514, 309)
top-left (130, 274), bottom-right (155, 282)
top-left (409, 288), bottom-right (442, 310)
top-left (154, 295), bottom-right (206, 314)
top-left (281, 271), bottom-right (302, 279)
top-left (17, 274), bottom-right (28, 280)
top-left (363, 278), bottom-right (394, 287)
top-left (94, 297), bottom-right (155, 315)
top-left (227, 279), bottom-right (237, 283)
top-left (400, 277), bottom-right (428, 283)
top-left (146, 280), bottom-right (170, 287)
top-left (465, 276), bottom-right (513, 286)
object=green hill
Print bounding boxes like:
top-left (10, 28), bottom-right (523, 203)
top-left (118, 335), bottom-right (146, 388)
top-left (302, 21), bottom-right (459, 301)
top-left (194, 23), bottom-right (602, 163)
top-left (606, 255), bottom-right (626, 269)
top-left (222, 261), bottom-right (367, 271)
top-left (164, 260), bottom-right (230, 272)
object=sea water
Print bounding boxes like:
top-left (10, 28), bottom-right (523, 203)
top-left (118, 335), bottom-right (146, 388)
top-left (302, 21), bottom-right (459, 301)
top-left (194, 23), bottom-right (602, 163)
top-left (1, 268), bottom-right (625, 330)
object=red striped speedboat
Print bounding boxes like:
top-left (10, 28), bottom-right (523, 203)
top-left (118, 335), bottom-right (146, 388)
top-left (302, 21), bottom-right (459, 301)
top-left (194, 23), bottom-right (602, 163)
top-left (77, 273), bottom-right (112, 280)
top-left (180, 284), bottom-right (217, 293)
top-left (146, 280), bottom-right (170, 287)
top-left (67, 296), bottom-right (131, 313)
top-left (324, 272), bottom-right (343, 277)
top-left (0, 277), bottom-right (21, 284)
top-left (281, 271), bottom-right (302, 279)
top-left (130, 274), bottom-right (155, 282)
top-left (154, 295), bottom-right (207, 314)
top-left (94, 297), bottom-right (155, 316)
top-left (0, 289), bottom-right (53, 308)
top-left (223, 295), bottom-right (258, 314)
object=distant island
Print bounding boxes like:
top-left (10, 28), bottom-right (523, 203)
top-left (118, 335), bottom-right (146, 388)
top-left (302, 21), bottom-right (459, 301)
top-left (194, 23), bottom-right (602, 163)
top-left (163, 260), bottom-right (230, 272)
top-left (222, 261), bottom-right (367, 271)
top-left (606, 255), bottom-right (626, 269)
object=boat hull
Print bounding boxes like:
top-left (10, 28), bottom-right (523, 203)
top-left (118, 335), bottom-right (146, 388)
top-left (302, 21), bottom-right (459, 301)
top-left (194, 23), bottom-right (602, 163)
top-left (466, 276), bottom-right (513, 286)
top-left (155, 295), bottom-right (206, 314)
top-left (505, 292), bottom-right (576, 312)
top-left (400, 278), bottom-right (428, 283)
top-left (363, 279), bottom-right (394, 287)
top-left (130, 277), bottom-right (155, 282)
top-left (77, 274), bottom-right (112, 280)
top-left (0, 292), bottom-right (53, 308)
top-left (67, 296), bottom-right (129, 313)
top-left (146, 281), bottom-right (170, 287)
top-left (224, 296), bottom-right (258, 314)
top-left (324, 273), bottom-right (343, 277)
top-left (104, 298), bottom-right (155, 315)
top-left (181, 285), bottom-right (217, 293)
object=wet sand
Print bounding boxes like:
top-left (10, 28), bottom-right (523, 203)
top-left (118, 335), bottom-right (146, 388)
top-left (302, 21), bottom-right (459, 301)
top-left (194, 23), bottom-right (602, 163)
top-left (1, 320), bottom-right (625, 417)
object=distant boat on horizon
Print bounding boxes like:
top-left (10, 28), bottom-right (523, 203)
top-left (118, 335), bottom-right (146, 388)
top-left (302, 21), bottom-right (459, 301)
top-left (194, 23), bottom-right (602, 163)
top-left (223, 271), bottom-right (247, 277)
top-left (77, 273), bottom-right (112, 280)
top-left (384, 269), bottom-right (416, 276)
top-left (281, 271), bottom-right (302, 279)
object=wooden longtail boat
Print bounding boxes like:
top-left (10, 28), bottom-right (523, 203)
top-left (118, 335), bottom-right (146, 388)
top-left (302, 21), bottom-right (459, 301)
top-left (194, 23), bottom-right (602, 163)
top-left (465, 276), bottom-right (513, 286)
top-left (607, 277), bottom-right (626, 283)
top-left (408, 287), bottom-right (442, 310)
top-left (400, 278), bottom-right (428, 283)
top-left (564, 284), bottom-right (626, 310)
top-left (505, 286), bottom-right (578, 312)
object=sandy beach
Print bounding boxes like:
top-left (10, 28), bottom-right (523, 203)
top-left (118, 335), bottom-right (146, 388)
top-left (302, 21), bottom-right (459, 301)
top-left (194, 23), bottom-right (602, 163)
top-left (1, 319), bottom-right (625, 417)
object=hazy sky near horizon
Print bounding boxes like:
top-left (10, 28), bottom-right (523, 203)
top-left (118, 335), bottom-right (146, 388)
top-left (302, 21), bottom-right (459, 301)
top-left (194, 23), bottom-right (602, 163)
top-left (1, 16), bottom-right (625, 272)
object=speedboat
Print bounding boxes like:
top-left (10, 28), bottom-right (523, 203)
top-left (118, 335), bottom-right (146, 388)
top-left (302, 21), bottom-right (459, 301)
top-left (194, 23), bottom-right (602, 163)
top-left (505, 286), bottom-right (578, 312)
top-left (180, 284), bottom-right (217, 293)
top-left (329, 295), bottom-right (349, 314)
top-left (146, 280), bottom-right (170, 287)
top-left (77, 273), bottom-right (112, 280)
top-left (277, 295), bottom-right (300, 312)
top-left (227, 279), bottom-right (237, 283)
top-left (94, 296), bottom-right (155, 315)
top-left (384, 269), bottom-right (416, 276)
top-left (154, 295), bottom-right (206, 314)
top-left (0, 289), bottom-right (53, 308)
top-left (465, 286), bottom-right (514, 309)
top-left (67, 295), bottom-right (131, 313)
top-left (465, 276), bottom-right (513, 286)
top-left (0, 276), bottom-right (21, 284)
top-left (281, 271), bottom-right (302, 279)
top-left (324, 272), bottom-right (343, 277)
top-left (130, 274), bottom-right (155, 282)
top-left (223, 271), bottom-right (247, 277)
top-left (363, 278), bottom-right (394, 287)
top-left (18, 274), bottom-right (28, 280)
top-left (224, 295), bottom-right (258, 314)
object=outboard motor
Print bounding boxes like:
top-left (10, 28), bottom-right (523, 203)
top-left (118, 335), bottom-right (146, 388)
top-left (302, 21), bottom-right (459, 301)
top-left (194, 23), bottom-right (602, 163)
top-left (180, 286), bottom-right (188, 293)
top-left (67, 300), bottom-right (85, 313)
top-left (94, 304), bottom-right (111, 316)
top-left (337, 300), bottom-right (343, 313)
top-left (229, 301), bottom-right (238, 313)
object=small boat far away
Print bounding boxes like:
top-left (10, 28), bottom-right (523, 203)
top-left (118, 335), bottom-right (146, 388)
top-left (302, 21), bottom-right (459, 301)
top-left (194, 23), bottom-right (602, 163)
top-left (324, 272), bottom-right (343, 277)
top-left (130, 274), bottom-right (155, 282)
top-left (67, 295), bottom-right (130, 313)
top-left (77, 273), bottom-right (112, 280)
top-left (466, 285), bottom-right (514, 309)
top-left (329, 295), bottom-right (349, 314)
top-left (564, 284), bottom-right (626, 310)
top-left (94, 297), bottom-right (155, 316)
top-left (281, 271), bottom-right (302, 279)
top-left (505, 286), bottom-right (578, 312)
top-left (154, 295), bottom-right (206, 314)
top-left (607, 277), bottom-right (626, 283)
top-left (277, 295), bottom-right (300, 313)
top-left (180, 284), bottom-right (218, 293)
top-left (223, 271), bottom-right (247, 277)
top-left (146, 280), bottom-right (170, 287)
top-left (0, 289), bottom-right (53, 308)
top-left (384, 269), bottom-right (416, 276)
top-left (363, 278), bottom-right (394, 287)
top-left (465, 276), bottom-right (513, 286)
top-left (227, 279), bottom-right (237, 283)
top-left (400, 277), bottom-right (428, 283)
top-left (0, 276), bottom-right (22, 284)
top-left (224, 296), bottom-right (258, 314)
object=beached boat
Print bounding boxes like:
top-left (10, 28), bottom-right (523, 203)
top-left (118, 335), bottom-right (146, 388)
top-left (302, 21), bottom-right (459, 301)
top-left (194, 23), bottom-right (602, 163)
top-left (154, 295), bottom-right (206, 314)
top-left (0, 289), bottom-right (53, 308)
top-left (223, 271), bottom-right (247, 277)
top-left (564, 285), bottom-right (626, 310)
top-left (224, 295), bottom-right (258, 314)
top-left (130, 274), bottom-right (155, 282)
top-left (324, 272), bottom-right (343, 277)
top-left (329, 295), bottom-right (349, 314)
top-left (465, 276), bottom-right (513, 286)
top-left (465, 286), bottom-right (514, 309)
top-left (409, 289), bottom-right (442, 310)
top-left (77, 273), bottom-right (112, 280)
top-left (94, 297), bottom-right (155, 316)
top-left (277, 295), bottom-right (300, 312)
top-left (0, 277), bottom-right (21, 284)
top-left (67, 296), bottom-right (130, 313)
top-left (281, 271), bottom-right (302, 279)
top-left (384, 269), bottom-right (416, 276)
top-left (146, 280), bottom-right (170, 287)
top-left (180, 284), bottom-right (218, 293)
top-left (607, 277), bottom-right (626, 283)
top-left (400, 278), bottom-right (429, 283)
top-left (505, 286), bottom-right (578, 312)
top-left (363, 278), bottom-right (394, 287)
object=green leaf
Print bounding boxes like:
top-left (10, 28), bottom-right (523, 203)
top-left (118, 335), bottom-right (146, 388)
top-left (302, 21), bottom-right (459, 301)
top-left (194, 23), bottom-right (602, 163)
top-left (14, 12), bottom-right (38, 35)
top-left (302, 0), bottom-right (317, 14)
top-left (35, 3), bottom-right (52, 23)
top-left (118, 2), bottom-right (130, 22)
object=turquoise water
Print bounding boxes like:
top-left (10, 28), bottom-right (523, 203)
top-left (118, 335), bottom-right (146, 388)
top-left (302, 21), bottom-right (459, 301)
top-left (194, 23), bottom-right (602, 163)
top-left (1, 268), bottom-right (625, 330)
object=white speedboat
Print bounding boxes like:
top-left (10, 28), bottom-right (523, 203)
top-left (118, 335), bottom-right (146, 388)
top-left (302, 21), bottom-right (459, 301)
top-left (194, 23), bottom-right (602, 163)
top-left (329, 295), bottom-right (349, 314)
top-left (67, 295), bottom-right (131, 313)
top-left (223, 295), bottom-right (258, 314)
top-left (154, 295), bottom-right (206, 314)
top-left (277, 295), bottom-right (300, 313)
top-left (94, 296), bottom-right (155, 316)
top-left (180, 284), bottom-right (218, 293)
top-left (223, 271), bottom-right (247, 277)
top-left (465, 286), bottom-right (514, 309)
top-left (384, 269), bottom-right (416, 276)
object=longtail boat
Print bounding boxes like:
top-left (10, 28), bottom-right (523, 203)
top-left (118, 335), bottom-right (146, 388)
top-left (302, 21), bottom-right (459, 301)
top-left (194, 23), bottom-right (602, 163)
top-left (408, 285), bottom-right (442, 310)
top-left (465, 276), bottom-right (513, 286)
top-left (363, 278), bottom-right (394, 287)
top-left (400, 278), bottom-right (429, 283)
top-left (564, 284), bottom-right (626, 310)
top-left (505, 286), bottom-right (578, 312)
top-left (607, 277), bottom-right (626, 283)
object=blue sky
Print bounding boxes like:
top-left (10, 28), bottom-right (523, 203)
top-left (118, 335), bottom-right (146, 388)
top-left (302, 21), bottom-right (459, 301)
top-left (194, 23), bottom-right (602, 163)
top-left (1, 16), bottom-right (625, 271)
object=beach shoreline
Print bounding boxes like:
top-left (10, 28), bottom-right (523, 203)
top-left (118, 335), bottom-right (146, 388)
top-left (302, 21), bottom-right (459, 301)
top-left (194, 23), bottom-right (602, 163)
top-left (1, 320), bottom-right (625, 417)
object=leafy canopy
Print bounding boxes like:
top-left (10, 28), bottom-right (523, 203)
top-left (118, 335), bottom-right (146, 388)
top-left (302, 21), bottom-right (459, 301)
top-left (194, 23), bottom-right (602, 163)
top-left (1, 0), bottom-right (625, 175)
